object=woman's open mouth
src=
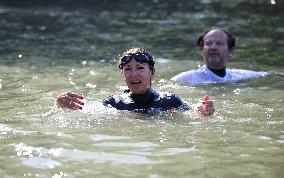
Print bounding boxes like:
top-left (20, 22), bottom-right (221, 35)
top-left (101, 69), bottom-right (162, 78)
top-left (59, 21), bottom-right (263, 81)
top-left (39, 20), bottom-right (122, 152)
top-left (131, 80), bottom-right (141, 86)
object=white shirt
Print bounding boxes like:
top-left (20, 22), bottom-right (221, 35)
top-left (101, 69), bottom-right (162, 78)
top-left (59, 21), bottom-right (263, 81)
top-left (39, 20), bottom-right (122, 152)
top-left (171, 65), bottom-right (268, 85)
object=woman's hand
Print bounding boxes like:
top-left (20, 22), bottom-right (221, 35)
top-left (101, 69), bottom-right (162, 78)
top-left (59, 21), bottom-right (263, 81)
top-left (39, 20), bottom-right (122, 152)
top-left (197, 95), bottom-right (214, 116)
top-left (56, 92), bottom-right (85, 110)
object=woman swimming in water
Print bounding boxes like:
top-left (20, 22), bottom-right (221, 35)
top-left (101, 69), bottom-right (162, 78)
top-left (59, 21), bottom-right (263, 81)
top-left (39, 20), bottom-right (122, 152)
top-left (56, 47), bottom-right (214, 116)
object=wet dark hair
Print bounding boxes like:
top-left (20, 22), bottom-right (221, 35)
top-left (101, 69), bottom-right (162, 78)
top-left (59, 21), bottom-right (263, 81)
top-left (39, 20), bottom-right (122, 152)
top-left (197, 27), bottom-right (236, 51)
top-left (115, 47), bottom-right (155, 69)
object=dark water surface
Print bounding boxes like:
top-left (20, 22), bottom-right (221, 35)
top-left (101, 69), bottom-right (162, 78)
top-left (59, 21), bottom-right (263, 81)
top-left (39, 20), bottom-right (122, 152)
top-left (0, 0), bottom-right (283, 178)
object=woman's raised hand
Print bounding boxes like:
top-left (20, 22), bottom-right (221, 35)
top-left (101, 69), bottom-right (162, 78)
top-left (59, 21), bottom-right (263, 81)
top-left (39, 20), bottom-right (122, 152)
top-left (197, 95), bottom-right (215, 116)
top-left (56, 92), bottom-right (85, 110)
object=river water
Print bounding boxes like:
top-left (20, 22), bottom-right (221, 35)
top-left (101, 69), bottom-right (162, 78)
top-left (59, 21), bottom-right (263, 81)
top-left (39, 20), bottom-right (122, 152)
top-left (0, 0), bottom-right (283, 178)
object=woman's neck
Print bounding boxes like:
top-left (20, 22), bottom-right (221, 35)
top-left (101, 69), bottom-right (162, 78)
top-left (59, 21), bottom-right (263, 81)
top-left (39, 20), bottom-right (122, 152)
top-left (130, 89), bottom-right (154, 105)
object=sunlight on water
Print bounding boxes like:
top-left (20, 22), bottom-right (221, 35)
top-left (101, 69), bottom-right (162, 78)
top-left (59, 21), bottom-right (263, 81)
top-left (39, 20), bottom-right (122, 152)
top-left (22, 157), bottom-right (61, 169)
top-left (90, 134), bottom-right (130, 141)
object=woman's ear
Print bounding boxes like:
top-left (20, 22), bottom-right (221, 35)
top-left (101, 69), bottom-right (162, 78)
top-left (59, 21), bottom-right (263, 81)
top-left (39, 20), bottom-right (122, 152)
top-left (121, 70), bottom-right (126, 80)
top-left (151, 68), bottom-right (155, 78)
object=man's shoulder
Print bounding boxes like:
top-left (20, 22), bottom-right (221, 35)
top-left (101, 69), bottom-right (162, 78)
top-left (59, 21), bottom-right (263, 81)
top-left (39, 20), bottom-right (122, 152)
top-left (171, 65), bottom-right (209, 83)
top-left (227, 68), bottom-right (268, 78)
top-left (171, 68), bottom-right (202, 82)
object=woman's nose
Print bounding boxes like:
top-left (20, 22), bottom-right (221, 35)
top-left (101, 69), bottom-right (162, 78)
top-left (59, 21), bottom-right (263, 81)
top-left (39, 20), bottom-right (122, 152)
top-left (129, 70), bottom-right (138, 76)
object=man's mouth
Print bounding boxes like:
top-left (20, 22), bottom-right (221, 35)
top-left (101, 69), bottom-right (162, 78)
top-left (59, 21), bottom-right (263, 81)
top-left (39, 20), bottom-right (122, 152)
top-left (209, 52), bottom-right (219, 55)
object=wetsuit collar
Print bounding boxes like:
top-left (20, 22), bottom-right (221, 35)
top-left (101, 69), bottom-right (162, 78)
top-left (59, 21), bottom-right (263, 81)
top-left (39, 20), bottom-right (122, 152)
top-left (121, 88), bottom-right (160, 105)
top-left (130, 89), bottom-right (154, 105)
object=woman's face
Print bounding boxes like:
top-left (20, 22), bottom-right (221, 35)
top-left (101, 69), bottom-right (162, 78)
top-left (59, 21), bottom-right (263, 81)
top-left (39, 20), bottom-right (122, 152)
top-left (121, 58), bottom-right (155, 94)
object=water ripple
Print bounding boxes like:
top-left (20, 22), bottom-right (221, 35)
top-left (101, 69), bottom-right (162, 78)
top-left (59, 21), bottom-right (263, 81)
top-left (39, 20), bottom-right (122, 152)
top-left (90, 134), bottom-right (130, 141)
top-left (22, 157), bottom-right (61, 169)
top-left (94, 142), bottom-right (160, 148)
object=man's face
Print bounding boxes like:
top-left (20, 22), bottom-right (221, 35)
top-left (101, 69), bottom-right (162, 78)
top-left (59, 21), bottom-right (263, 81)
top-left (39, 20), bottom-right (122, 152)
top-left (202, 29), bottom-right (231, 70)
top-left (121, 58), bottom-right (155, 94)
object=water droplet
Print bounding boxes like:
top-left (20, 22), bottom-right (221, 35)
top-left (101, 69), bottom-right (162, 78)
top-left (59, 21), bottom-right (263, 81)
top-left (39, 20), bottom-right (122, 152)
top-left (81, 60), bottom-right (87, 66)
top-left (270, 0), bottom-right (276, 5)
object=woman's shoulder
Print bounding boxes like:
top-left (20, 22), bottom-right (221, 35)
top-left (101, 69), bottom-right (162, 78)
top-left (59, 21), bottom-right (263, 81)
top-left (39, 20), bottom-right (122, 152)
top-left (155, 90), bottom-right (187, 103)
top-left (158, 91), bottom-right (180, 98)
top-left (103, 94), bottom-right (123, 104)
top-left (157, 91), bottom-right (190, 110)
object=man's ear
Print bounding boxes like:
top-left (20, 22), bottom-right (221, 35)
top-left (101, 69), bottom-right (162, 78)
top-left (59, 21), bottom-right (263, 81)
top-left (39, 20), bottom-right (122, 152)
top-left (199, 47), bottom-right (204, 55)
top-left (229, 49), bottom-right (233, 57)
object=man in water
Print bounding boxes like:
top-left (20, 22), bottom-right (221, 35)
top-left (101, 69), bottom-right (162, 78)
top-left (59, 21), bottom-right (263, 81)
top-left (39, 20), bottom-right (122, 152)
top-left (171, 27), bottom-right (267, 84)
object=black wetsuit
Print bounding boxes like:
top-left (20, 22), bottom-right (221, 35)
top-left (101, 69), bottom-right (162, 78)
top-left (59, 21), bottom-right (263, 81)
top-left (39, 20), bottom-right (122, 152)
top-left (102, 89), bottom-right (190, 113)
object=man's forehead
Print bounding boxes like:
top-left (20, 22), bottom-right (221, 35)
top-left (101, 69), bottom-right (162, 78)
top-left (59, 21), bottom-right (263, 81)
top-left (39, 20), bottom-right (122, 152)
top-left (204, 29), bottom-right (227, 40)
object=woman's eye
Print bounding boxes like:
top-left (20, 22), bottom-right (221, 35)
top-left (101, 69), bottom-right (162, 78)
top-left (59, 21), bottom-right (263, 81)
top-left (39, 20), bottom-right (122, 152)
top-left (124, 68), bottom-right (131, 71)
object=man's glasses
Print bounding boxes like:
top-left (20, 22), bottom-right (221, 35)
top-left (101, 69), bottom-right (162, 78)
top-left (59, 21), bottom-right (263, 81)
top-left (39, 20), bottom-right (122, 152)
top-left (119, 53), bottom-right (155, 69)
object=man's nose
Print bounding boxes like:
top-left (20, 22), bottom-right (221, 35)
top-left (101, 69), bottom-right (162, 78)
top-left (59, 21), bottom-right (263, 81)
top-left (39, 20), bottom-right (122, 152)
top-left (209, 43), bottom-right (218, 49)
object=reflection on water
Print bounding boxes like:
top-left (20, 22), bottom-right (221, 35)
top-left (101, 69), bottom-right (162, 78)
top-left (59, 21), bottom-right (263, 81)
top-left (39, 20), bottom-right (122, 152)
top-left (0, 0), bottom-right (284, 178)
